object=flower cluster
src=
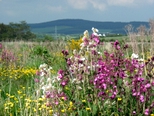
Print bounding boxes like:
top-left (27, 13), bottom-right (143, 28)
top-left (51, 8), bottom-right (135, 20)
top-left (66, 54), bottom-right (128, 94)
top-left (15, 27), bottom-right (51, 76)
top-left (35, 27), bottom-right (154, 115)
top-left (61, 28), bottom-right (154, 114)
top-left (1, 49), bottom-right (16, 66)
top-left (35, 63), bottom-right (67, 108)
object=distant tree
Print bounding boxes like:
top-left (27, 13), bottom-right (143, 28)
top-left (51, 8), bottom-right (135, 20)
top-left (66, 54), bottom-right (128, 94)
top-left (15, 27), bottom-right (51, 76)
top-left (0, 21), bottom-right (36, 41)
top-left (0, 23), bottom-right (13, 41)
top-left (9, 21), bottom-right (36, 40)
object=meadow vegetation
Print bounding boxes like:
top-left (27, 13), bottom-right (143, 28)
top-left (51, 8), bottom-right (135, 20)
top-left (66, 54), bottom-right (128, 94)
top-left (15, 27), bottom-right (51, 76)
top-left (0, 19), bottom-right (154, 116)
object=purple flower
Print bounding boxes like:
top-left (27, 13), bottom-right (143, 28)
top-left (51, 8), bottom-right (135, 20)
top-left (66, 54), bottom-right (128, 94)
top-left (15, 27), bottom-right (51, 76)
top-left (144, 108), bottom-right (149, 115)
top-left (93, 37), bottom-right (100, 44)
top-left (151, 56), bottom-right (154, 61)
top-left (145, 83), bottom-right (151, 89)
top-left (140, 95), bottom-right (144, 103)
top-left (113, 40), bottom-right (119, 46)
top-left (62, 50), bottom-right (69, 56)
top-left (61, 81), bottom-right (66, 85)
top-left (0, 43), bottom-right (2, 49)
top-left (91, 50), bottom-right (97, 55)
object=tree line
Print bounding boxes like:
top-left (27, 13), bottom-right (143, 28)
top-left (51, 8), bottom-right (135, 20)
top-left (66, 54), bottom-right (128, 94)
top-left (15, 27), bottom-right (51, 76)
top-left (0, 21), bottom-right (36, 41)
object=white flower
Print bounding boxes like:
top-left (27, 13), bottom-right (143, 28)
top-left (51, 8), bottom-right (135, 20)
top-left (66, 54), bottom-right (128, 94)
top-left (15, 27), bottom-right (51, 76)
top-left (47, 78), bottom-right (51, 83)
top-left (41, 86), bottom-right (46, 92)
top-left (39, 63), bottom-right (47, 69)
top-left (40, 71), bottom-right (46, 77)
top-left (80, 57), bottom-right (85, 61)
top-left (49, 66), bottom-right (52, 70)
top-left (131, 53), bottom-right (139, 59)
top-left (76, 85), bottom-right (82, 90)
top-left (83, 30), bottom-right (89, 38)
top-left (92, 27), bottom-right (99, 33)
top-left (98, 52), bottom-right (102, 55)
top-left (87, 66), bottom-right (91, 69)
top-left (73, 49), bottom-right (77, 55)
top-left (92, 27), bottom-right (102, 36)
top-left (138, 58), bottom-right (144, 62)
top-left (79, 64), bottom-right (84, 67)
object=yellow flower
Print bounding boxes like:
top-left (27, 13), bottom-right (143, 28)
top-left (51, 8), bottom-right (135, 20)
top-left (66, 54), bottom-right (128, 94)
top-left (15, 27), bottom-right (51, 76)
top-left (33, 108), bottom-right (36, 112)
top-left (26, 103), bottom-right (29, 107)
top-left (69, 101), bottom-right (73, 106)
top-left (10, 95), bottom-right (14, 98)
top-left (61, 97), bottom-right (65, 100)
top-left (17, 90), bottom-right (22, 94)
top-left (5, 107), bottom-right (9, 110)
top-left (106, 90), bottom-right (109, 93)
top-left (49, 110), bottom-right (53, 114)
top-left (64, 86), bottom-right (69, 90)
top-left (117, 98), bottom-right (122, 101)
top-left (151, 114), bottom-right (154, 116)
top-left (86, 108), bottom-right (91, 111)
top-left (82, 100), bottom-right (86, 103)
top-left (61, 109), bottom-right (65, 113)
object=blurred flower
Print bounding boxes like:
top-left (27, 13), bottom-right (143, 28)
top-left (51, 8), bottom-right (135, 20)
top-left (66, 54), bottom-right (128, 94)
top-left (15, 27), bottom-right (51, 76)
top-left (131, 53), bottom-right (139, 59)
top-left (0, 43), bottom-right (2, 49)
top-left (144, 108), bottom-right (149, 115)
top-left (86, 107), bottom-right (91, 111)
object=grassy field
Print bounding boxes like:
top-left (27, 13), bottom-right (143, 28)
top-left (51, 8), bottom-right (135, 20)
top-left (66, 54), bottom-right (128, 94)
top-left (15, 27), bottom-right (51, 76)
top-left (0, 24), bottom-right (154, 115)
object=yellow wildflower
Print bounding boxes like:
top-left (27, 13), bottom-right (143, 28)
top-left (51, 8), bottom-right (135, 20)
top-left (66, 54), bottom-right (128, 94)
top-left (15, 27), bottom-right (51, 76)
top-left (82, 100), bottom-right (86, 103)
top-left (69, 101), bottom-right (73, 106)
top-left (61, 109), bottom-right (65, 113)
top-left (86, 108), bottom-right (91, 111)
top-left (49, 110), bottom-right (53, 114)
top-left (17, 90), bottom-right (22, 94)
top-left (117, 98), bottom-right (122, 101)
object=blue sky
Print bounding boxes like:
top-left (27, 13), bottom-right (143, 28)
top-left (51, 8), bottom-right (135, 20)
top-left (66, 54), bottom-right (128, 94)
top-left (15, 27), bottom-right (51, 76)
top-left (0, 0), bottom-right (154, 24)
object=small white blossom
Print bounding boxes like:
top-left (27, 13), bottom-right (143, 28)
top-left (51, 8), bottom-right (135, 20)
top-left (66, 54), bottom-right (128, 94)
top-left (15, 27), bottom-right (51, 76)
top-left (83, 30), bottom-right (89, 38)
top-left (131, 53), bottom-right (139, 59)
top-left (92, 27), bottom-right (99, 33)
top-left (80, 57), bottom-right (85, 61)
top-left (138, 58), bottom-right (144, 62)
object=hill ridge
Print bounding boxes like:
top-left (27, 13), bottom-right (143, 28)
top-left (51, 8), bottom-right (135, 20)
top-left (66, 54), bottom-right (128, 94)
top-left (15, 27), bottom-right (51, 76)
top-left (29, 19), bottom-right (149, 35)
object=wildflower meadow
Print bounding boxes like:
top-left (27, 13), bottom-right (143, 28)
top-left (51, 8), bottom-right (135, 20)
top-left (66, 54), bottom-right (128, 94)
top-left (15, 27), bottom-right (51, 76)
top-left (0, 21), bottom-right (154, 116)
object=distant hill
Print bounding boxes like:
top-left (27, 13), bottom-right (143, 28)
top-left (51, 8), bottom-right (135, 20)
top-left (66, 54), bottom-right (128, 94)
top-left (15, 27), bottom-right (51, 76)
top-left (28, 19), bottom-right (149, 35)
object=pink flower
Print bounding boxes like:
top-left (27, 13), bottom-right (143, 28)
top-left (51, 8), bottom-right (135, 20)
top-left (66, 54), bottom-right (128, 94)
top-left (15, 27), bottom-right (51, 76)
top-left (144, 109), bottom-right (149, 115)
top-left (34, 78), bottom-right (40, 83)
top-left (36, 70), bottom-right (40, 76)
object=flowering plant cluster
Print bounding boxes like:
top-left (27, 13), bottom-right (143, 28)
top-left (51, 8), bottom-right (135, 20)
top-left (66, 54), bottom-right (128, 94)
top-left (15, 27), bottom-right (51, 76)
top-left (35, 28), bottom-right (154, 115)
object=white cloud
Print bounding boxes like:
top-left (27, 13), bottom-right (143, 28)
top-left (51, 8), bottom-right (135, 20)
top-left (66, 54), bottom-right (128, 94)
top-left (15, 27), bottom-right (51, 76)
top-left (107, 0), bottom-right (134, 6)
top-left (67, 0), bottom-right (88, 9)
top-left (67, 0), bottom-right (106, 11)
top-left (107, 0), bottom-right (154, 6)
top-left (89, 1), bottom-right (106, 11)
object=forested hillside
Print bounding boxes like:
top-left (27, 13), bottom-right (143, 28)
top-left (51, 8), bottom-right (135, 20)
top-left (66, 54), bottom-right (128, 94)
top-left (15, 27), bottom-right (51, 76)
top-left (29, 19), bottom-right (149, 35)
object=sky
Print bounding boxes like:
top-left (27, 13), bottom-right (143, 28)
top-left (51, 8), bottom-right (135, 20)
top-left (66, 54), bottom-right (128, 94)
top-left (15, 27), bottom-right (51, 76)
top-left (0, 0), bottom-right (154, 24)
